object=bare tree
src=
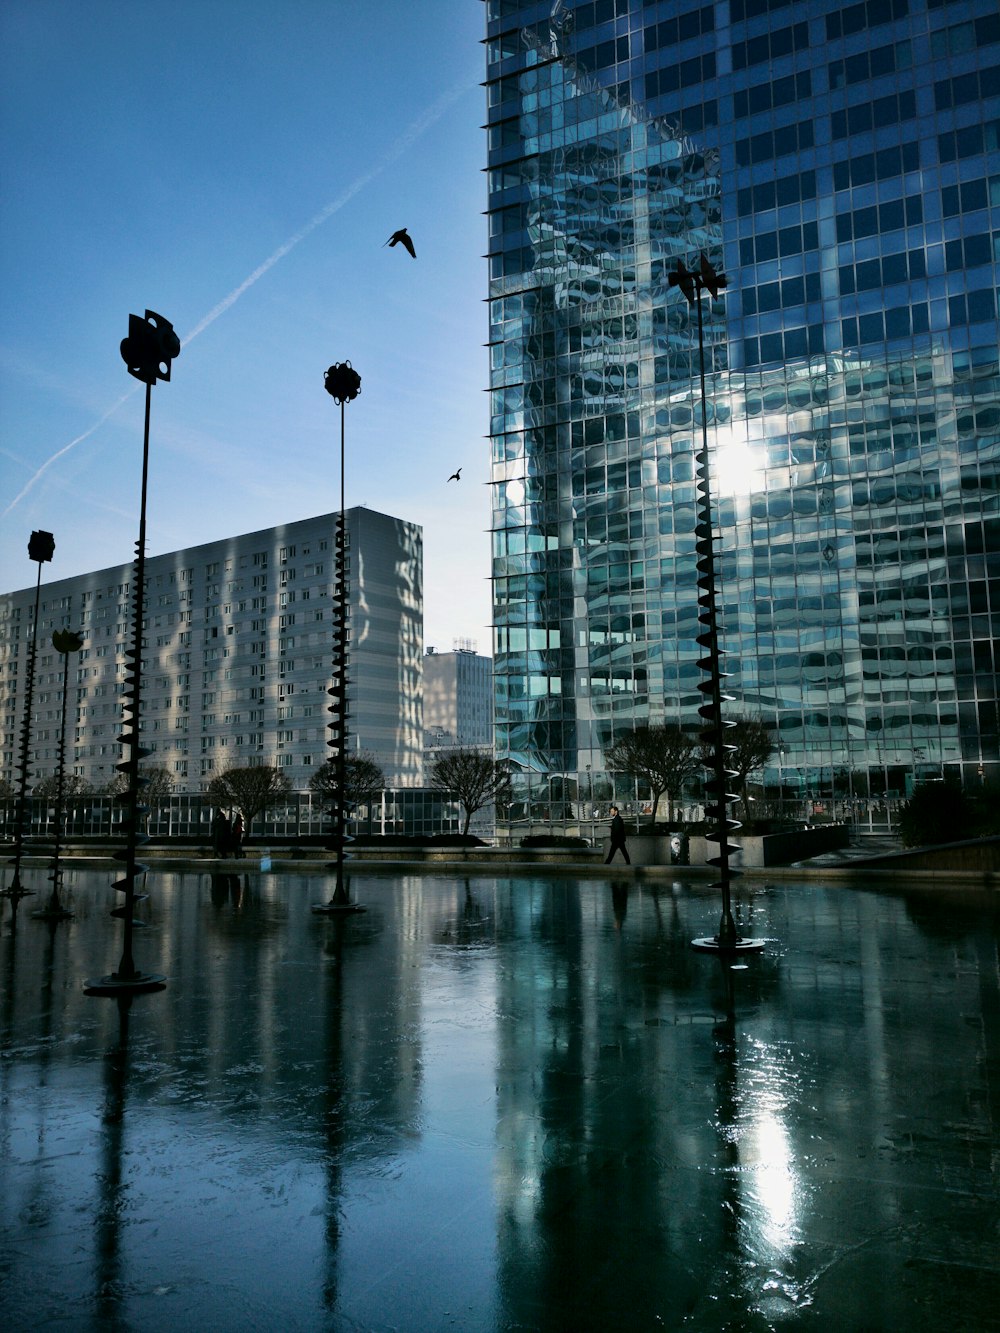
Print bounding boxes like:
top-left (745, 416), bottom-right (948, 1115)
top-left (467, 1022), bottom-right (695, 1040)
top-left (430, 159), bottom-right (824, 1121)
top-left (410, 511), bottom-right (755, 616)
top-left (205, 764), bottom-right (291, 836)
top-left (604, 725), bottom-right (700, 825)
top-left (309, 752), bottom-right (385, 808)
top-left (104, 764), bottom-right (174, 808)
top-left (430, 749), bottom-right (511, 837)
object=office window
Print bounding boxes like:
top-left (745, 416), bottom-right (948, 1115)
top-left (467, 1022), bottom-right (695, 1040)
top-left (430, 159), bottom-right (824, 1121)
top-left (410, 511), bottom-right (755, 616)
top-left (829, 40), bottom-right (911, 89)
top-left (738, 170), bottom-right (817, 216)
top-left (939, 119), bottom-right (1000, 162)
top-left (736, 121), bottom-right (814, 167)
top-left (935, 66), bottom-right (1000, 111)
top-left (735, 71), bottom-right (811, 119)
top-left (644, 5), bottom-right (714, 51)
top-left (732, 21), bottom-right (809, 71)
top-left (832, 91), bottom-right (917, 140)
top-left (644, 51), bottom-right (715, 100)
top-left (826, 0), bottom-right (908, 41)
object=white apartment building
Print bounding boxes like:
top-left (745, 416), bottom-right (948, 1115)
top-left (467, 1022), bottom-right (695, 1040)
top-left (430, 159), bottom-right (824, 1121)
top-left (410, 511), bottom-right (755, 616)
top-left (0, 508), bottom-right (423, 792)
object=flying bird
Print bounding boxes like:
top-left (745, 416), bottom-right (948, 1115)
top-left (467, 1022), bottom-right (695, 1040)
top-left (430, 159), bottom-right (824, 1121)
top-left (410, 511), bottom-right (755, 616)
top-left (447, 468), bottom-right (462, 482)
top-left (385, 228), bottom-right (416, 258)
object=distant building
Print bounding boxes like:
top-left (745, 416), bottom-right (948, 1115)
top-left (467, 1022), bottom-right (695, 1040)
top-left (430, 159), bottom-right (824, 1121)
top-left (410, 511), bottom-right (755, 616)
top-left (423, 643), bottom-right (494, 755)
top-left (0, 508), bottom-right (423, 792)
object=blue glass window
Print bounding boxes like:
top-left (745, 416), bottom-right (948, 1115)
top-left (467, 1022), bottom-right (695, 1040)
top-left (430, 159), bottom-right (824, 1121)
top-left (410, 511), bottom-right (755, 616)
top-left (645, 52), bottom-right (716, 99)
top-left (644, 5), bottom-right (714, 51)
top-left (732, 22), bottom-right (809, 72)
top-left (939, 119), bottom-right (1000, 162)
top-left (833, 144), bottom-right (920, 191)
top-left (826, 0), bottom-right (908, 41)
top-left (738, 171), bottom-right (816, 215)
top-left (734, 71), bottom-right (811, 119)
top-left (736, 121), bottom-right (814, 167)
top-left (832, 92), bottom-right (917, 140)
top-left (935, 65), bottom-right (1000, 111)
top-left (950, 290), bottom-right (998, 325)
top-left (829, 41), bottom-right (911, 90)
top-left (942, 178), bottom-right (990, 216)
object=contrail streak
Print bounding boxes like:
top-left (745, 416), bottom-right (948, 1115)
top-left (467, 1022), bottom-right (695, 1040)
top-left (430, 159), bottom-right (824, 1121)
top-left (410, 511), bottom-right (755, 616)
top-left (3, 72), bottom-right (476, 520)
top-left (2, 390), bottom-right (137, 519)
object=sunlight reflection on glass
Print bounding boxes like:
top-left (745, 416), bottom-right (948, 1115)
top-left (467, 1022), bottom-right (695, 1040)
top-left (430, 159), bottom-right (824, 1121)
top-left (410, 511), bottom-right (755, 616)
top-left (713, 423), bottom-right (761, 497)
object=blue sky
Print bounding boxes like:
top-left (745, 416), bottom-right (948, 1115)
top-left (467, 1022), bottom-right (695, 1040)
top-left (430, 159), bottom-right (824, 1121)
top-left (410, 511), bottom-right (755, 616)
top-left (0, 0), bottom-right (491, 653)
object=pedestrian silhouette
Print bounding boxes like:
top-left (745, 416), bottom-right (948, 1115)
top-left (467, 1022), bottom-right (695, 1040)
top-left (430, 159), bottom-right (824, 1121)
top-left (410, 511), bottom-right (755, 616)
top-left (447, 468), bottom-right (461, 482)
top-left (211, 808), bottom-right (231, 859)
top-left (231, 811), bottom-right (245, 858)
top-left (385, 228), bottom-right (416, 258)
top-left (605, 805), bottom-right (631, 864)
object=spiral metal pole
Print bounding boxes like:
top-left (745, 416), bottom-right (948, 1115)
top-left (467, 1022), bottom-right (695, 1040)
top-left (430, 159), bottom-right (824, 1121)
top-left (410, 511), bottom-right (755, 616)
top-left (86, 309), bottom-right (177, 993)
top-left (34, 630), bottom-right (83, 920)
top-left (3, 532), bottom-right (54, 923)
top-left (314, 362), bottom-right (364, 915)
top-left (669, 258), bottom-right (764, 956)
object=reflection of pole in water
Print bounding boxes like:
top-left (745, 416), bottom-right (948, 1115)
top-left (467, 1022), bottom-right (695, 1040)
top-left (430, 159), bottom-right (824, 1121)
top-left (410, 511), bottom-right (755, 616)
top-left (320, 919), bottom-right (350, 1311)
top-left (95, 994), bottom-right (133, 1322)
top-left (712, 961), bottom-right (741, 1278)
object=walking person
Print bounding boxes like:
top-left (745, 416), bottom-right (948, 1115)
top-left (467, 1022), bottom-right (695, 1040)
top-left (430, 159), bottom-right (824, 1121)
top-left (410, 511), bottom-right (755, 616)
top-left (231, 811), bottom-right (245, 858)
top-left (605, 805), bottom-right (631, 864)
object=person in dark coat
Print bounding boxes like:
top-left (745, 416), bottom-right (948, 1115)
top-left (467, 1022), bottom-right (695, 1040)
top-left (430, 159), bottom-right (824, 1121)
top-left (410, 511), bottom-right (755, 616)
top-left (605, 805), bottom-right (631, 864)
top-left (231, 811), bottom-right (245, 858)
top-left (212, 809), bottom-right (231, 859)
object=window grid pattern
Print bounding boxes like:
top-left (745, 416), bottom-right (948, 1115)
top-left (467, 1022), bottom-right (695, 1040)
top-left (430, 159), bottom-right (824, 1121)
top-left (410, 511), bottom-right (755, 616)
top-left (483, 0), bottom-right (999, 823)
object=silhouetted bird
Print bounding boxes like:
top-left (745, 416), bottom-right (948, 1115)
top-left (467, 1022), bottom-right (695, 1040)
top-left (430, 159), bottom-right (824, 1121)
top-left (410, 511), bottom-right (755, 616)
top-left (385, 228), bottom-right (416, 258)
top-left (447, 468), bottom-right (462, 482)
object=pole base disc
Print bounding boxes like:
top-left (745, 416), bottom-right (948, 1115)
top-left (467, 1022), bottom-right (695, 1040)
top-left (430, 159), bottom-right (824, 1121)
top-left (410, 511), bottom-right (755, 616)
top-left (30, 906), bottom-right (75, 921)
top-left (311, 902), bottom-right (366, 915)
top-left (83, 972), bottom-right (167, 996)
top-left (691, 936), bottom-right (766, 955)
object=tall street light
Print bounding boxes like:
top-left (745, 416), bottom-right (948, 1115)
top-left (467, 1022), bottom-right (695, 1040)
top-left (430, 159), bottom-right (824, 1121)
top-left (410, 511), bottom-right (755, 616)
top-left (669, 255), bottom-right (764, 957)
top-left (313, 361), bottom-right (366, 915)
top-left (86, 311), bottom-right (179, 994)
top-left (2, 529), bottom-right (55, 926)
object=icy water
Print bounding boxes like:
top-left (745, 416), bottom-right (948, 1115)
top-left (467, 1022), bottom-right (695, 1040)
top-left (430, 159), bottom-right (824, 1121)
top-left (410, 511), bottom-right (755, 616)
top-left (1, 868), bottom-right (997, 1332)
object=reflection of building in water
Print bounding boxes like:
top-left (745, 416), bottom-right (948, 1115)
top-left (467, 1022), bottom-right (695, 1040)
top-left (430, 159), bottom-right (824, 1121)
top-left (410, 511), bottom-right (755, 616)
top-left (0, 507), bottom-right (423, 791)
top-left (486, 2), bottom-right (999, 828)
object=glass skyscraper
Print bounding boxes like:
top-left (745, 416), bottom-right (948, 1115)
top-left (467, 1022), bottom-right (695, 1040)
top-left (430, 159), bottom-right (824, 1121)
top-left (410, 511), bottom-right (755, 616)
top-left (485, 0), bottom-right (999, 826)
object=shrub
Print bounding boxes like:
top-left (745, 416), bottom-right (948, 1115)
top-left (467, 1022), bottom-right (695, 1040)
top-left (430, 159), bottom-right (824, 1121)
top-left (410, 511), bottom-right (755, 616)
top-left (897, 779), bottom-right (974, 848)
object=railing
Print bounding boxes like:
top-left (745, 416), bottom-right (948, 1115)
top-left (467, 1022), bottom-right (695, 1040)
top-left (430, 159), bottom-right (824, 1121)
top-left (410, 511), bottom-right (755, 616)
top-left (0, 790), bottom-right (480, 843)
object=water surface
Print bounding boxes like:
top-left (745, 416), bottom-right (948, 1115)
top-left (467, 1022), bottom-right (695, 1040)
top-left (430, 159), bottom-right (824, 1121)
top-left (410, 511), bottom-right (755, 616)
top-left (1, 868), bottom-right (997, 1330)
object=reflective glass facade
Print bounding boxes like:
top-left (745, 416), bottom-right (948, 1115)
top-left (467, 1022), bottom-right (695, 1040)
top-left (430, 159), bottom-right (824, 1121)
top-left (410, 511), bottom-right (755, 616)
top-left (485, 0), bottom-right (1000, 823)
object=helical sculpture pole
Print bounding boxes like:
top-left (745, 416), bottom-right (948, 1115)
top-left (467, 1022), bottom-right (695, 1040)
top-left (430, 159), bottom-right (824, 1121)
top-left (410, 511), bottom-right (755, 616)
top-left (86, 311), bottom-right (179, 993)
top-left (2, 530), bottom-right (55, 927)
top-left (33, 629), bottom-right (84, 920)
top-left (313, 361), bottom-right (365, 915)
top-left (669, 257), bottom-right (764, 957)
